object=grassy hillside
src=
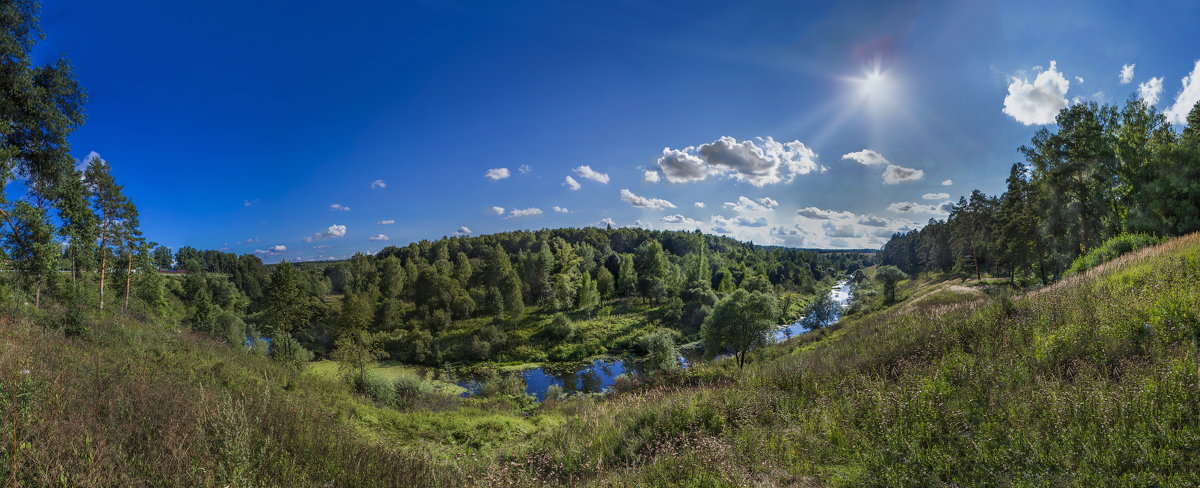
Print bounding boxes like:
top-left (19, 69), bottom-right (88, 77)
top-left (4, 233), bottom-right (1198, 486)
top-left (489, 232), bottom-right (1200, 486)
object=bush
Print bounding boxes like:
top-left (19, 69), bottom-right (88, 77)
top-left (214, 311), bottom-right (246, 345)
top-left (354, 372), bottom-right (397, 407)
top-left (1066, 233), bottom-right (1166, 276)
top-left (543, 314), bottom-right (578, 342)
top-left (270, 333), bottom-right (314, 375)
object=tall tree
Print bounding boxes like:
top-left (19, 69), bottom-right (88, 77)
top-left (701, 289), bottom-right (779, 369)
top-left (83, 156), bottom-right (129, 311)
top-left (5, 201), bottom-right (57, 308)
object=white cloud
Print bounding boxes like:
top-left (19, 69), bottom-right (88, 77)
top-left (888, 201), bottom-right (952, 214)
top-left (723, 196), bottom-right (776, 213)
top-left (656, 136), bottom-right (820, 186)
top-left (796, 207), bottom-right (854, 220)
top-left (643, 170), bottom-right (660, 183)
top-left (573, 165), bottom-right (610, 184)
top-left (1138, 77), bottom-right (1164, 106)
top-left (330, 203), bottom-right (351, 212)
top-left (857, 215), bottom-right (889, 227)
top-left (1165, 60), bottom-right (1200, 125)
top-left (1003, 60), bottom-right (1070, 125)
top-left (619, 189), bottom-right (676, 209)
top-left (254, 244), bottom-right (289, 257)
top-left (563, 176), bottom-right (581, 190)
top-left (454, 226), bottom-right (473, 236)
top-left (1120, 63), bottom-right (1136, 84)
top-left (517, 164), bottom-right (532, 174)
top-left (237, 237), bottom-right (261, 245)
top-left (491, 206), bottom-right (506, 215)
top-left (369, 234), bottom-right (389, 241)
top-left (822, 221), bottom-right (860, 238)
top-left (922, 192), bottom-right (950, 200)
top-left (694, 202), bottom-right (706, 208)
top-left (304, 224), bottom-right (348, 242)
top-left (507, 207), bottom-right (543, 218)
top-left (1075, 76), bottom-right (1085, 84)
top-left (660, 214), bottom-right (703, 228)
top-left (841, 149), bottom-right (890, 166)
top-left (882, 164), bottom-right (924, 184)
top-left (243, 199), bottom-right (259, 207)
top-left (378, 219), bottom-right (395, 225)
top-left (370, 179), bottom-right (386, 189)
top-left (769, 225), bottom-right (809, 247)
top-left (942, 179), bottom-right (953, 186)
top-left (485, 168), bottom-right (510, 181)
top-left (595, 217), bottom-right (617, 228)
top-left (75, 150), bottom-right (103, 172)
top-left (552, 206), bottom-right (570, 213)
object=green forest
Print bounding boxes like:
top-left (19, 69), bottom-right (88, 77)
top-left (4, 1), bottom-right (1200, 486)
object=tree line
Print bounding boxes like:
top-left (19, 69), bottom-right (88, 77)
top-left (879, 98), bottom-right (1200, 283)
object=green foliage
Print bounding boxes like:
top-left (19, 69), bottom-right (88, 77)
top-left (270, 333), bottom-right (314, 376)
top-left (641, 330), bottom-right (680, 371)
top-left (1066, 232), bottom-right (1165, 276)
top-left (875, 265), bottom-right (908, 304)
top-left (701, 289), bottom-right (780, 369)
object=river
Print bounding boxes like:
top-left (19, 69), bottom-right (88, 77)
top-left (461, 279), bottom-right (853, 401)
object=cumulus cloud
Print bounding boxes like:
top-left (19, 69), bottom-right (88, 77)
top-left (518, 164), bottom-right (532, 174)
top-left (254, 244), bottom-right (289, 257)
top-left (735, 216), bottom-right (768, 227)
top-left (330, 203), bottom-right (351, 212)
top-left (660, 214), bottom-right (703, 228)
top-left (643, 170), bottom-right (660, 183)
top-left (75, 150), bottom-right (104, 172)
top-left (841, 149), bottom-right (889, 166)
top-left (694, 202), bottom-right (706, 208)
top-left (723, 196), bottom-right (777, 213)
top-left (857, 215), bottom-right (889, 227)
top-left (1138, 77), bottom-right (1164, 106)
top-left (507, 207), bottom-right (543, 218)
top-left (378, 219), bottom-right (395, 225)
top-left (923, 192), bottom-right (950, 200)
top-left (796, 207), bottom-right (854, 220)
top-left (822, 221), bottom-right (860, 238)
top-left (370, 179), bottom-right (386, 189)
top-left (1120, 63), bottom-right (1135, 84)
top-left (942, 179), bottom-right (953, 186)
top-left (552, 206), bottom-right (570, 213)
top-left (888, 201), bottom-right (952, 214)
top-left (769, 225), bottom-right (809, 247)
top-left (485, 168), bottom-right (510, 180)
top-left (491, 206), bottom-right (505, 215)
top-left (573, 165), bottom-right (610, 184)
top-left (619, 189), bottom-right (676, 209)
top-left (882, 164), bottom-right (924, 184)
top-left (369, 234), bottom-right (389, 241)
top-left (454, 226), bottom-right (473, 236)
top-left (1165, 60), bottom-right (1200, 125)
top-left (304, 224), bottom-right (347, 242)
top-left (655, 136), bottom-right (820, 186)
top-left (1075, 76), bottom-right (1085, 84)
top-left (595, 217), bottom-right (617, 228)
top-left (1003, 60), bottom-right (1070, 125)
top-left (563, 176), bottom-right (581, 190)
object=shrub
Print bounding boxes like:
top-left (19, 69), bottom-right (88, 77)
top-left (354, 372), bottom-right (397, 407)
top-left (270, 333), bottom-right (314, 375)
top-left (1067, 233), bottom-right (1166, 276)
top-left (641, 330), bottom-right (680, 371)
top-left (543, 314), bottom-right (578, 342)
top-left (214, 311), bottom-right (246, 345)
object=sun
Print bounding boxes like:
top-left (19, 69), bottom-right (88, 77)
top-left (860, 70), bottom-right (886, 97)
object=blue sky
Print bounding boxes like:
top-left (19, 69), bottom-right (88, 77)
top-left (31, 0), bottom-right (1200, 261)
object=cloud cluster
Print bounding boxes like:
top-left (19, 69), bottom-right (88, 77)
top-left (643, 170), bottom-right (660, 183)
top-left (563, 176), bottom-right (581, 190)
top-left (369, 234), bottom-right (389, 241)
top-left (254, 244), bottom-right (288, 257)
top-left (330, 203), bottom-right (351, 212)
top-left (1120, 63), bottom-right (1135, 84)
top-left (723, 196), bottom-right (778, 213)
top-left (888, 201), bottom-right (954, 214)
top-left (485, 168), bottom-right (510, 180)
top-left (656, 136), bottom-right (820, 186)
top-left (1136, 77), bottom-right (1163, 106)
top-left (552, 206), bottom-right (570, 213)
top-left (573, 165), bottom-right (610, 184)
top-left (507, 207), bottom-right (543, 218)
top-left (660, 214), bottom-right (703, 228)
top-left (1003, 61), bottom-right (1070, 125)
top-left (491, 206), bottom-right (505, 215)
top-left (378, 219), bottom-right (395, 225)
top-left (518, 165), bottom-right (532, 174)
top-left (1166, 60), bottom-right (1200, 125)
top-left (882, 164), bottom-right (924, 184)
top-left (304, 224), bottom-right (347, 242)
top-left (841, 149), bottom-right (889, 166)
top-left (454, 226), bottom-right (473, 235)
top-left (922, 192), bottom-right (950, 200)
top-left (370, 179), bottom-right (386, 189)
top-left (620, 189), bottom-right (676, 209)
top-left (797, 207), bottom-right (854, 220)
top-left (942, 179), bottom-right (953, 186)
